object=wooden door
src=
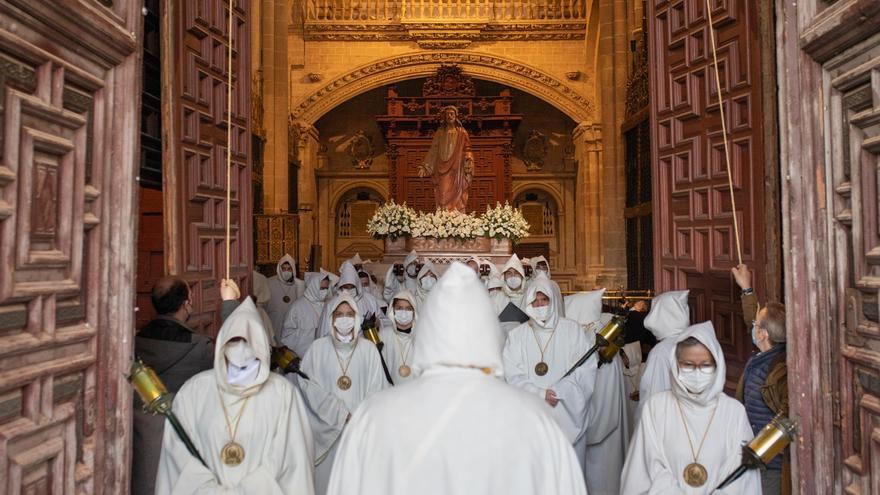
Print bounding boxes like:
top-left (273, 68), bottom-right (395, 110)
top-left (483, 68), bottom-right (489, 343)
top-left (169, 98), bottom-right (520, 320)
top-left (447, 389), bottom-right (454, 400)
top-left (162, 0), bottom-right (252, 336)
top-left (648, 0), bottom-right (768, 380)
top-left (0, 0), bottom-right (143, 493)
top-left (776, 1), bottom-right (880, 492)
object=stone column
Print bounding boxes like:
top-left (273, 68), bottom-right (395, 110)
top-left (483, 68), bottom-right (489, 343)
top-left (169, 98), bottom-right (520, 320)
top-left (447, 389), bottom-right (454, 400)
top-left (573, 121), bottom-right (604, 289)
top-left (290, 119), bottom-right (319, 268)
top-left (260, 0), bottom-right (291, 214)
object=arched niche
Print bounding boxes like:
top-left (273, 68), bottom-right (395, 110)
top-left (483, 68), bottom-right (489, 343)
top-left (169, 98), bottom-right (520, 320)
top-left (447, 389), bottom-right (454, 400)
top-left (332, 186), bottom-right (386, 269)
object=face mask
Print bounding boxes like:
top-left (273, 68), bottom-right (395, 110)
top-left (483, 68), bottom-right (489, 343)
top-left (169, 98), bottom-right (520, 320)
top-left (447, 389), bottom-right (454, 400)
top-left (420, 276), bottom-right (436, 290)
top-left (537, 268), bottom-right (549, 276)
top-left (506, 276), bottom-right (522, 290)
top-left (751, 323), bottom-right (761, 347)
top-left (317, 288), bottom-right (329, 301)
top-left (396, 274), bottom-right (405, 282)
top-left (334, 316), bottom-right (356, 336)
top-left (280, 271), bottom-right (293, 282)
top-left (227, 357), bottom-right (260, 387)
top-left (340, 288), bottom-right (357, 298)
top-left (225, 340), bottom-right (256, 367)
top-left (395, 309), bottom-right (414, 326)
top-left (678, 368), bottom-right (714, 394)
top-left (530, 305), bottom-right (550, 321)
top-left (407, 265), bottom-right (417, 277)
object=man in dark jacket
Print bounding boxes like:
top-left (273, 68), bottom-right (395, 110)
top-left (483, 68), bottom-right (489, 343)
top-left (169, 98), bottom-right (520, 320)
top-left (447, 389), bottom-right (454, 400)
top-left (732, 264), bottom-right (789, 495)
top-left (131, 277), bottom-right (213, 495)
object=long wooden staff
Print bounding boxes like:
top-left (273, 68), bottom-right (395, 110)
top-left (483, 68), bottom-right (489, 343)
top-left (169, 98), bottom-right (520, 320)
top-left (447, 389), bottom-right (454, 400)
top-left (225, 0), bottom-right (234, 280)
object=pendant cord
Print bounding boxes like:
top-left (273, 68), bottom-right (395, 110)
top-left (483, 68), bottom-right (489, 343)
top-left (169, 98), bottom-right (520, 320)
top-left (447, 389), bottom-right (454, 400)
top-left (705, 0), bottom-right (743, 265)
top-left (674, 396), bottom-right (719, 463)
top-left (225, 0), bottom-right (234, 280)
top-left (529, 323), bottom-right (557, 365)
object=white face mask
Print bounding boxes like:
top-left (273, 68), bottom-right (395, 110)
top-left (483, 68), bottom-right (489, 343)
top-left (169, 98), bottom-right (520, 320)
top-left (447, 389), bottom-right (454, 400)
top-left (225, 340), bottom-right (260, 387)
top-left (334, 316), bottom-right (356, 336)
top-left (395, 309), bottom-right (414, 326)
top-left (420, 276), bottom-right (436, 290)
top-left (678, 368), bottom-right (715, 394)
top-left (530, 305), bottom-right (550, 322)
top-left (537, 267), bottom-right (549, 276)
top-left (280, 271), bottom-right (293, 282)
top-left (506, 276), bottom-right (522, 290)
top-left (317, 288), bottom-right (329, 301)
top-left (406, 264), bottom-right (418, 277)
top-left (340, 288), bottom-right (357, 298)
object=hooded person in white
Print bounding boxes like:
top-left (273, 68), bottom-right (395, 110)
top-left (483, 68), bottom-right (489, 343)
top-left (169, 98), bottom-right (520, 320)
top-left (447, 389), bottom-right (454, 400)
top-left (326, 263), bottom-right (587, 495)
top-left (565, 289), bottom-right (630, 495)
top-left (281, 272), bottom-right (330, 358)
top-left (503, 274), bottom-right (597, 455)
top-left (500, 254), bottom-right (527, 309)
top-left (300, 294), bottom-right (388, 494)
top-left (636, 290), bottom-right (691, 423)
top-left (394, 250), bottom-right (421, 295)
top-left (155, 298), bottom-right (315, 494)
top-left (318, 262), bottom-right (381, 337)
top-left (378, 290), bottom-right (419, 384)
top-left (620, 321), bottom-right (761, 494)
top-left (532, 255), bottom-right (564, 316)
top-left (267, 255), bottom-right (306, 341)
top-left (413, 260), bottom-right (439, 306)
top-left (487, 273), bottom-right (509, 317)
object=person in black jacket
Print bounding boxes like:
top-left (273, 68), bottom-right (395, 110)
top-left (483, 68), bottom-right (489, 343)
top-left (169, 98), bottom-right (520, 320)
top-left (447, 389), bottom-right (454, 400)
top-left (132, 277), bottom-right (214, 495)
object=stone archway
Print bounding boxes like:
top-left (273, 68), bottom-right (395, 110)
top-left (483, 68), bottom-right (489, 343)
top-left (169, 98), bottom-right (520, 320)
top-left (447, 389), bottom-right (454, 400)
top-left (291, 52), bottom-right (596, 125)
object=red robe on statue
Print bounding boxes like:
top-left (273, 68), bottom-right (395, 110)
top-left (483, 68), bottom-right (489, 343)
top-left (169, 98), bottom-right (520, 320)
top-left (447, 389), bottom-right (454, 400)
top-left (422, 125), bottom-right (473, 211)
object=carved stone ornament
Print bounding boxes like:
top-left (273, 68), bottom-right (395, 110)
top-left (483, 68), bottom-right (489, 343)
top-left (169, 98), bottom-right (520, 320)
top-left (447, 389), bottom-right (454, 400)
top-left (308, 72), bottom-right (323, 82)
top-left (624, 30), bottom-right (649, 117)
top-left (523, 130), bottom-right (549, 171)
top-left (422, 64), bottom-right (475, 96)
top-left (346, 130), bottom-right (374, 169)
top-left (292, 52), bottom-right (595, 125)
top-left (252, 69), bottom-right (266, 140)
top-left (565, 71), bottom-right (581, 81)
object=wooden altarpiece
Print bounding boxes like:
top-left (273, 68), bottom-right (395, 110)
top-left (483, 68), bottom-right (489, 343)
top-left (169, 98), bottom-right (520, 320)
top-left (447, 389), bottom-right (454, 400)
top-left (376, 65), bottom-right (521, 213)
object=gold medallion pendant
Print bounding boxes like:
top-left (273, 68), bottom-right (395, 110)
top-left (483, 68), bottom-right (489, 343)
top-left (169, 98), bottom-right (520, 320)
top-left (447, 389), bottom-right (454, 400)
top-left (534, 362), bottom-right (549, 376)
top-left (398, 364), bottom-right (411, 378)
top-left (282, 295), bottom-right (291, 303)
top-left (337, 375), bottom-right (352, 390)
top-left (221, 441), bottom-right (245, 467)
top-left (683, 462), bottom-right (708, 487)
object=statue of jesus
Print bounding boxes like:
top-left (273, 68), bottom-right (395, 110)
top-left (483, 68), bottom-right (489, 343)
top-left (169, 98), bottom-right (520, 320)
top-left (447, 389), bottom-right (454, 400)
top-left (418, 106), bottom-right (474, 211)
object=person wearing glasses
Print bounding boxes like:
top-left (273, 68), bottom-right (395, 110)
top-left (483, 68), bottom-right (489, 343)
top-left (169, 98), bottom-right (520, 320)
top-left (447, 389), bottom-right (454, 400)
top-left (731, 264), bottom-right (789, 495)
top-left (620, 321), bottom-right (761, 494)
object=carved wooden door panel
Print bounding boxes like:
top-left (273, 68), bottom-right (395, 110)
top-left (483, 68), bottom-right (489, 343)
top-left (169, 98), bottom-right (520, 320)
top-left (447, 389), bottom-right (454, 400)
top-left (163, 0), bottom-right (252, 336)
top-left (775, 1), bottom-right (880, 492)
top-left (648, 0), bottom-right (767, 380)
top-left (0, 1), bottom-right (142, 493)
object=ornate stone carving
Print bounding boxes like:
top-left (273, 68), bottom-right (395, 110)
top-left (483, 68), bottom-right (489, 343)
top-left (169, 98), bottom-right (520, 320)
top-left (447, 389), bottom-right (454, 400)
top-left (565, 71), bottom-right (581, 81)
top-left (422, 64), bottom-right (475, 96)
top-left (308, 72), bottom-right (323, 82)
top-left (522, 130), bottom-right (549, 171)
top-left (302, 20), bottom-right (588, 43)
top-left (346, 130), bottom-right (374, 169)
top-left (417, 40), bottom-right (473, 49)
top-left (624, 30), bottom-right (649, 118)
top-left (292, 52), bottom-right (595, 124)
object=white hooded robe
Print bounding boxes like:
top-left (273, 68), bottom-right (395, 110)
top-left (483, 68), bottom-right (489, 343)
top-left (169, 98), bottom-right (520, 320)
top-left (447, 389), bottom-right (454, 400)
top-left (503, 275), bottom-right (597, 449)
top-left (500, 254), bottom-right (527, 309)
top-left (620, 321), bottom-right (762, 494)
top-left (155, 298), bottom-right (315, 494)
top-left (300, 294), bottom-right (388, 494)
top-left (413, 260), bottom-right (439, 307)
top-left (267, 255), bottom-right (306, 341)
top-left (280, 272), bottom-right (328, 358)
top-left (326, 262), bottom-right (587, 495)
top-left (378, 289), bottom-right (419, 385)
top-left (636, 290), bottom-right (691, 424)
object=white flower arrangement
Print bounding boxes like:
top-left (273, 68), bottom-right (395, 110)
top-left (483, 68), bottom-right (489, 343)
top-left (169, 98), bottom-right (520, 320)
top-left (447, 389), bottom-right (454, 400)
top-left (366, 200), bottom-right (416, 240)
top-left (367, 201), bottom-right (529, 243)
top-left (480, 201), bottom-right (531, 242)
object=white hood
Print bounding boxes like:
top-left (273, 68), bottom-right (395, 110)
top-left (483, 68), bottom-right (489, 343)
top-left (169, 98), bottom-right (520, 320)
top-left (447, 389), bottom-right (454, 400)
top-left (669, 321), bottom-right (726, 407)
top-left (521, 273), bottom-right (560, 329)
top-left (404, 250), bottom-right (419, 268)
top-left (487, 273), bottom-right (504, 290)
top-left (276, 254), bottom-right (297, 284)
top-left (348, 253), bottom-right (363, 266)
top-left (531, 255), bottom-right (550, 277)
top-left (303, 271), bottom-right (328, 304)
top-left (320, 268), bottom-right (339, 288)
top-left (214, 298), bottom-right (271, 397)
top-left (336, 261), bottom-right (363, 298)
top-left (411, 262), bottom-right (504, 376)
top-left (501, 254), bottom-right (525, 297)
top-left (386, 289), bottom-right (418, 330)
top-left (414, 260), bottom-right (438, 301)
top-left (318, 293), bottom-right (364, 343)
top-left (252, 271), bottom-right (271, 305)
top-left (644, 290), bottom-right (690, 341)
top-left (563, 289), bottom-right (606, 328)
